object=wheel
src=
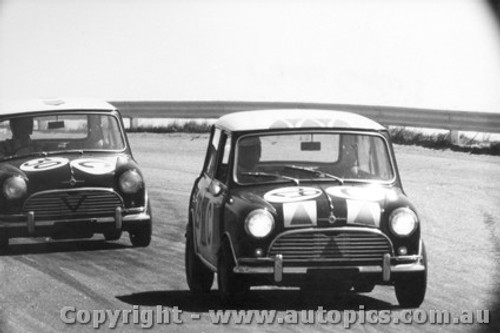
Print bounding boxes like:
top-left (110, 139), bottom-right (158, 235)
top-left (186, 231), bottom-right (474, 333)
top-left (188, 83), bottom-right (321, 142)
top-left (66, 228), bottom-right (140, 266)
top-left (395, 272), bottom-right (426, 308)
top-left (185, 223), bottom-right (214, 293)
top-left (129, 221), bottom-right (152, 247)
top-left (395, 243), bottom-right (427, 308)
top-left (129, 202), bottom-right (153, 247)
top-left (217, 239), bottom-right (249, 303)
top-left (352, 280), bottom-right (375, 293)
top-left (104, 230), bottom-right (122, 241)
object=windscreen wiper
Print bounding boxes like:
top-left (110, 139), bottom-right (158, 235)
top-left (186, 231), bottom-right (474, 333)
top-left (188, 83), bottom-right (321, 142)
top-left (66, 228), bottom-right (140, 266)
top-left (40, 150), bottom-right (84, 157)
top-left (284, 165), bottom-right (344, 185)
top-left (0, 150), bottom-right (85, 162)
top-left (0, 151), bottom-right (41, 162)
top-left (240, 171), bottom-right (300, 185)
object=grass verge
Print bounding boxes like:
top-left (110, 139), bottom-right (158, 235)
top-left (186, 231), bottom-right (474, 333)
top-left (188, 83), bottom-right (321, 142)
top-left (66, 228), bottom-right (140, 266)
top-left (126, 120), bottom-right (212, 133)
top-left (389, 127), bottom-right (500, 155)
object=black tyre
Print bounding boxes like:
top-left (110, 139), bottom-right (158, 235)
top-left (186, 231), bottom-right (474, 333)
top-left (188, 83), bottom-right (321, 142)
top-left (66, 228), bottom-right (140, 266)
top-left (395, 243), bottom-right (427, 308)
top-left (352, 280), bottom-right (375, 293)
top-left (217, 239), bottom-right (249, 303)
top-left (104, 230), bottom-right (122, 241)
top-left (185, 224), bottom-right (214, 293)
top-left (129, 220), bottom-right (152, 247)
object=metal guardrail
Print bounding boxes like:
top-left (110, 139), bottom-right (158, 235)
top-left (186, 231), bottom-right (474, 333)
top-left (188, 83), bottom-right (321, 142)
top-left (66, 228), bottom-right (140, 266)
top-left (110, 101), bottom-right (500, 133)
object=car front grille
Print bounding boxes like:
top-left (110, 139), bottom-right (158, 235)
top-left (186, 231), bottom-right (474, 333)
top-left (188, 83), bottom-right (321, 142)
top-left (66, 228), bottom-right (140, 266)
top-left (23, 189), bottom-right (123, 220)
top-left (268, 229), bottom-right (393, 264)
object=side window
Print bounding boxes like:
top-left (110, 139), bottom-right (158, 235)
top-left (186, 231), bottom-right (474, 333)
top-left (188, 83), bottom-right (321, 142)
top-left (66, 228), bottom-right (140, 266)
top-left (215, 135), bottom-right (231, 182)
top-left (204, 128), bottom-right (221, 178)
top-left (204, 129), bottom-right (231, 182)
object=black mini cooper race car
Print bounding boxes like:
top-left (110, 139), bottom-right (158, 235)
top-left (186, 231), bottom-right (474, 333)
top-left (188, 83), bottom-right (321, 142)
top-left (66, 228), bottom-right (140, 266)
top-left (186, 109), bottom-right (427, 307)
top-left (0, 99), bottom-right (152, 248)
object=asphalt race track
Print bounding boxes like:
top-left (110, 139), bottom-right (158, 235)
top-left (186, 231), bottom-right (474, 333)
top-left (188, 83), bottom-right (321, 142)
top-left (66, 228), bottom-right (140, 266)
top-left (0, 133), bottom-right (499, 332)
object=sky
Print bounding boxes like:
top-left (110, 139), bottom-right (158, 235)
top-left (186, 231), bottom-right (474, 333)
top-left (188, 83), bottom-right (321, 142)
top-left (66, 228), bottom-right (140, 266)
top-left (1, 0), bottom-right (500, 112)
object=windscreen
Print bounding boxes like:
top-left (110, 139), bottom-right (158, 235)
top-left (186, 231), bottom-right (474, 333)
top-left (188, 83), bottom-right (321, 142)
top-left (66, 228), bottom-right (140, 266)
top-left (0, 113), bottom-right (125, 159)
top-left (235, 132), bottom-right (394, 184)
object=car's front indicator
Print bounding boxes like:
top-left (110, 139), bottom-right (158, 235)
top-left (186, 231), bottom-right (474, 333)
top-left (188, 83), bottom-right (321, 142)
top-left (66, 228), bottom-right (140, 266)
top-left (3, 176), bottom-right (27, 200)
top-left (245, 209), bottom-right (275, 239)
top-left (119, 170), bottom-right (143, 194)
top-left (389, 207), bottom-right (418, 237)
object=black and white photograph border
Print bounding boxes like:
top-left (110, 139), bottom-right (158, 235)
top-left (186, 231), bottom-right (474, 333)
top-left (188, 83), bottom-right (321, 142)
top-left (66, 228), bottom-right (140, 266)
top-left (0, 0), bottom-right (499, 332)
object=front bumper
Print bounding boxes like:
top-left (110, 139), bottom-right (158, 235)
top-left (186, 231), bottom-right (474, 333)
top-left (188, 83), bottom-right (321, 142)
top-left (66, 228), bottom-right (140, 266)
top-left (0, 207), bottom-right (151, 238)
top-left (234, 254), bottom-right (425, 283)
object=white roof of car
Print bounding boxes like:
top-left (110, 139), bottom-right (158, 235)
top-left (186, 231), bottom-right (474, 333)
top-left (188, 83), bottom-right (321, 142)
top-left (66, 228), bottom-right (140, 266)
top-left (215, 109), bottom-right (385, 132)
top-left (0, 98), bottom-right (116, 116)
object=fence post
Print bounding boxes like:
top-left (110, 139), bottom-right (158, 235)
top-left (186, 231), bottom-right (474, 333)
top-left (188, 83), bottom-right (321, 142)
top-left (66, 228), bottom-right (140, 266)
top-left (130, 118), bottom-right (139, 131)
top-left (450, 130), bottom-right (461, 146)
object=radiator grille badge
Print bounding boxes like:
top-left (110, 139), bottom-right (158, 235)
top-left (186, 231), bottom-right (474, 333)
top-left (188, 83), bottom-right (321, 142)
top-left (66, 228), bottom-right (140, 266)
top-left (62, 176), bottom-right (84, 186)
top-left (61, 195), bottom-right (87, 212)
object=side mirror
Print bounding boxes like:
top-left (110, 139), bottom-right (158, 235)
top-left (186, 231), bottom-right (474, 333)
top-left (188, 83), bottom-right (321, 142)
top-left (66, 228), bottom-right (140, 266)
top-left (208, 181), bottom-right (222, 196)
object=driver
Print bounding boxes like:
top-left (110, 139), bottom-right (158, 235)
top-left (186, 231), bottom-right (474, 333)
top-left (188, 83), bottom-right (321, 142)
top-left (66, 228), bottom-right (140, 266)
top-left (237, 136), bottom-right (261, 178)
top-left (341, 143), bottom-right (359, 178)
top-left (0, 117), bottom-right (35, 156)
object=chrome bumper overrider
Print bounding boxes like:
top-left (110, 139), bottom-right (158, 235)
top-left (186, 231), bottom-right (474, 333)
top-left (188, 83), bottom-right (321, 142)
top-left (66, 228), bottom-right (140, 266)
top-left (233, 254), bottom-right (425, 283)
top-left (0, 207), bottom-right (151, 234)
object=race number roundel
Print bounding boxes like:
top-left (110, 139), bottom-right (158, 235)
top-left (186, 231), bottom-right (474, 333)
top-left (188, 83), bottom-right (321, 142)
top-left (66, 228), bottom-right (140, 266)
top-left (70, 158), bottom-right (115, 175)
top-left (20, 157), bottom-right (69, 172)
top-left (264, 187), bottom-right (322, 203)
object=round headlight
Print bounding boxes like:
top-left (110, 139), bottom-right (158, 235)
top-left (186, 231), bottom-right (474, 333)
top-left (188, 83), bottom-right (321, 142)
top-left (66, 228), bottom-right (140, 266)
top-left (245, 209), bottom-right (275, 239)
top-left (3, 176), bottom-right (27, 200)
top-left (119, 170), bottom-right (143, 194)
top-left (389, 207), bottom-right (418, 237)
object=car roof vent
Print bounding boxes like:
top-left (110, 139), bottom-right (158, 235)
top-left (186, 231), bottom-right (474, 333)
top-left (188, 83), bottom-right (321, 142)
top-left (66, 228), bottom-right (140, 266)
top-left (43, 98), bottom-right (65, 106)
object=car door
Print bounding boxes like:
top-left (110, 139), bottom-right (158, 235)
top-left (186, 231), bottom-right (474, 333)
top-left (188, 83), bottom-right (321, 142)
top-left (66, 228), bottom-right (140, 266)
top-left (194, 128), bottom-right (231, 265)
